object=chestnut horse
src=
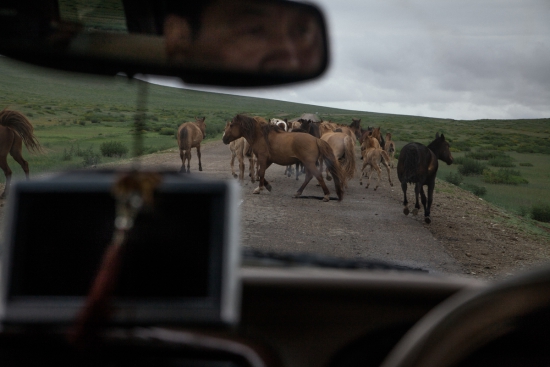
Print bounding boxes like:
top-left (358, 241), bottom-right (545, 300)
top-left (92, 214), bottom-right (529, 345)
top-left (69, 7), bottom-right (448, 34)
top-left (397, 133), bottom-right (453, 224)
top-left (318, 122), bottom-right (356, 183)
top-left (359, 135), bottom-right (392, 190)
top-left (228, 127), bottom-right (257, 183)
top-left (384, 132), bottom-right (396, 168)
top-left (223, 115), bottom-right (345, 202)
top-left (177, 117), bottom-right (206, 173)
top-left (0, 109), bottom-right (42, 198)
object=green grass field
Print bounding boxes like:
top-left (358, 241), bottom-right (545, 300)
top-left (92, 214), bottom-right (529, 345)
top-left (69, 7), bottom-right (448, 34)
top-left (1, 56), bottom-right (549, 221)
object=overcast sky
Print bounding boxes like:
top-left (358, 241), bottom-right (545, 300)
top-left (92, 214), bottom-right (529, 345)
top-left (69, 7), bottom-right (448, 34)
top-left (149, 0), bottom-right (550, 120)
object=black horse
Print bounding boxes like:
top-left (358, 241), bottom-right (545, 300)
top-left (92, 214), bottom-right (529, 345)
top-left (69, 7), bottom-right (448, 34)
top-left (397, 133), bottom-right (453, 224)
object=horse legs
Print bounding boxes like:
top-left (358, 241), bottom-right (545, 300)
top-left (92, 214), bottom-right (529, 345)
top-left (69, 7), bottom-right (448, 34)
top-left (359, 158), bottom-right (368, 186)
top-left (371, 165), bottom-right (382, 191)
top-left (196, 145), bottom-right (202, 171)
top-left (412, 183), bottom-right (421, 216)
top-left (10, 145), bottom-right (30, 180)
top-left (0, 157), bottom-right (12, 199)
top-left (382, 159), bottom-right (393, 187)
top-left (230, 151), bottom-right (237, 178)
top-left (179, 148), bottom-right (187, 173)
top-left (253, 162), bottom-right (272, 194)
top-left (401, 181), bottom-right (409, 215)
top-left (186, 149), bottom-right (192, 173)
top-left (294, 170), bottom-right (313, 198)
top-left (238, 153), bottom-right (245, 182)
top-left (248, 157), bottom-right (256, 183)
top-left (424, 180), bottom-right (435, 224)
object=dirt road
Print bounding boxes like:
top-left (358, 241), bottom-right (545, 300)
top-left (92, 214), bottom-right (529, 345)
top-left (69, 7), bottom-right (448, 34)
top-left (104, 140), bottom-right (465, 274)
top-left (2, 139), bottom-right (549, 279)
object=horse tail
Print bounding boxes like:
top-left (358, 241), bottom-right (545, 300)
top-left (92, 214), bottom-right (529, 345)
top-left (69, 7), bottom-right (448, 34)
top-left (341, 136), bottom-right (356, 179)
top-left (317, 139), bottom-right (345, 201)
top-left (389, 142), bottom-right (395, 154)
top-left (402, 146), bottom-right (419, 183)
top-left (179, 125), bottom-right (190, 150)
top-left (0, 109), bottom-right (42, 153)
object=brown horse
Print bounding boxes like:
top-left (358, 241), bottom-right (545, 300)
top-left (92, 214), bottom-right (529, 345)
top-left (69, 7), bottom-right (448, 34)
top-left (0, 109), bottom-right (42, 198)
top-left (384, 132), bottom-right (396, 168)
top-left (319, 123), bottom-right (356, 183)
top-left (397, 133), bottom-right (453, 224)
top-left (223, 114), bottom-right (346, 202)
top-left (177, 117), bottom-right (206, 173)
top-left (359, 135), bottom-right (393, 190)
top-left (228, 132), bottom-right (257, 183)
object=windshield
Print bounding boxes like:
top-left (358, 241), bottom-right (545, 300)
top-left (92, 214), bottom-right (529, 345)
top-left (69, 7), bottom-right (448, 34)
top-left (0, 0), bottom-right (549, 281)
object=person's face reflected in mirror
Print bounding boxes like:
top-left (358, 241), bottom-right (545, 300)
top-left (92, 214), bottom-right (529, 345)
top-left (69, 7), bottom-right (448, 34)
top-left (164, 0), bottom-right (324, 74)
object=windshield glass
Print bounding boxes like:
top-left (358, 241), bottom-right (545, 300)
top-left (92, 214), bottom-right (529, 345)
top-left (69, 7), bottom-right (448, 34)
top-left (0, 0), bottom-right (549, 281)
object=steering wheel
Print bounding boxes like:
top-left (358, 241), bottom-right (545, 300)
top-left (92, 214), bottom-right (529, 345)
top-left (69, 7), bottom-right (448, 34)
top-left (380, 266), bottom-right (550, 367)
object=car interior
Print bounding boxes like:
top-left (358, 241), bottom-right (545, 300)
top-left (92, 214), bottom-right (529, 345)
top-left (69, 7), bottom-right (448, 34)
top-left (1, 1), bottom-right (550, 367)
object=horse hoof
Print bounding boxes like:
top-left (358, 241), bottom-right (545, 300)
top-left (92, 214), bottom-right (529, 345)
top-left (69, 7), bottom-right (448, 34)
top-left (233, 174), bottom-right (238, 178)
top-left (425, 216), bottom-right (432, 224)
top-left (253, 187), bottom-right (261, 194)
top-left (390, 182), bottom-right (394, 187)
top-left (199, 167), bottom-right (203, 171)
top-left (322, 196), bottom-right (330, 202)
top-left (403, 208), bottom-right (409, 215)
top-left (374, 187), bottom-right (378, 191)
top-left (359, 182), bottom-right (362, 185)
top-left (412, 208), bottom-right (419, 216)
top-left (293, 192), bottom-right (302, 198)
top-left (265, 184), bottom-right (272, 192)
top-left (326, 176), bottom-right (332, 181)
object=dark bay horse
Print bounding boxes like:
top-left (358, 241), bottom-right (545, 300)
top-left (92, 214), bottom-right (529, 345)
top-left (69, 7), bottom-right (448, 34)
top-left (177, 117), bottom-right (206, 173)
top-left (0, 109), bottom-right (42, 198)
top-left (223, 114), bottom-right (346, 202)
top-left (397, 133), bottom-right (453, 224)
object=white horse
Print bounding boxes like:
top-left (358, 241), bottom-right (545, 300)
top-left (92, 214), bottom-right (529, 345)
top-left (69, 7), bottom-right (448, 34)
top-left (270, 118), bottom-right (288, 131)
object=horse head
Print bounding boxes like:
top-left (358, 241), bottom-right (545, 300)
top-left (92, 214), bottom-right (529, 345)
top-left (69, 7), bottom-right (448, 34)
top-left (429, 133), bottom-right (453, 165)
top-left (195, 116), bottom-right (206, 138)
top-left (222, 115), bottom-right (246, 144)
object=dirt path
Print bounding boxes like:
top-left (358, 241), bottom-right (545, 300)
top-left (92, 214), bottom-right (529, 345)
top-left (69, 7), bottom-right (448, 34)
top-left (1, 139), bottom-right (549, 279)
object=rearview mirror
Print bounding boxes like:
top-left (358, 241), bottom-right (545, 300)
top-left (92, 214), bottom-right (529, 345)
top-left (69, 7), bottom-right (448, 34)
top-left (0, 0), bottom-right (329, 87)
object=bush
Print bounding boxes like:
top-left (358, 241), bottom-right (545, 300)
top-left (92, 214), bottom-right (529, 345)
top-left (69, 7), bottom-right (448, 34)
top-left (453, 156), bottom-right (466, 165)
top-left (79, 120), bottom-right (86, 126)
top-left (531, 204), bottom-right (550, 223)
top-left (62, 148), bottom-right (72, 161)
top-left (458, 158), bottom-right (486, 176)
top-left (483, 168), bottom-right (529, 185)
top-left (519, 162), bottom-right (533, 167)
top-left (100, 141), bottom-right (129, 157)
top-left (463, 184), bottom-right (487, 196)
top-left (159, 127), bottom-right (176, 136)
top-left (451, 141), bottom-right (473, 152)
top-left (466, 151), bottom-right (500, 160)
top-left (445, 171), bottom-right (463, 186)
top-left (488, 155), bottom-right (515, 167)
top-left (82, 146), bottom-right (101, 167)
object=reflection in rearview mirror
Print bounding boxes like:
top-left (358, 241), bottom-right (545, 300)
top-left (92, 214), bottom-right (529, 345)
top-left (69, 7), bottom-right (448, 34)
top-left (0, 0), bottom-right (328, 86)
top-left (164, 0), bottom-right (324, 75)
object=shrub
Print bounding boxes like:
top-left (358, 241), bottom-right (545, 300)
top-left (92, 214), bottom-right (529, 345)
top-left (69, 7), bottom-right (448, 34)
top-left (458, 158), bottom-right (486, 176)
top-left (100, 141), bottom-right (129, 157)
top-left (531, 204), bottom-right (550, 223)
top-left (463, 184), bottom-right (487, 196)
top-left (451, 141), bottom-right (473, 152)
top-left (82, 146), bottom-right (101, 167)
top-left (453, 156), bottom-right (466, 165)
top-left (488, 155), bottom-right (515, 167)
top-left (466, 151), bottom-right (499, 160)
top-left (483, 168), bottom-right (528, 185)
top-left (519, 162), bottom-right (533, 167)
top-left (62, 148), bottom-right (72, 161)
top-left (518, 206), bottom-right (530, 217)
top-left (79, 120), bottom-right (86, 126)
top-left (445, 171), bottom-right (463, 186)
top-left (159, 127), bottom-right (176, 136)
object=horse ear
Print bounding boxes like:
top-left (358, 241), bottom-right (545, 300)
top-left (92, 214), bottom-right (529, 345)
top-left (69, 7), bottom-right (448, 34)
top-left (436, 132), bottom-right (440, 139)
top-left (440, 133), bottom-right (445, 140)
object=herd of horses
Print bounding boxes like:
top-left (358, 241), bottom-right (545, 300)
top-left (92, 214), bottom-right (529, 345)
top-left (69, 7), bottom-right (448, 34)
top-left (220, 114), bottom-right (453, 223)
top-left (0, 108), bottom-right (453, 224)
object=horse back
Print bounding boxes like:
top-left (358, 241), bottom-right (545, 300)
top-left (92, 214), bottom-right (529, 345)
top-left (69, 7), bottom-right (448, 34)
top-left (397, 143), bottom-right (437, 184)
top-left (178, 122), bottom-right (203, 149)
